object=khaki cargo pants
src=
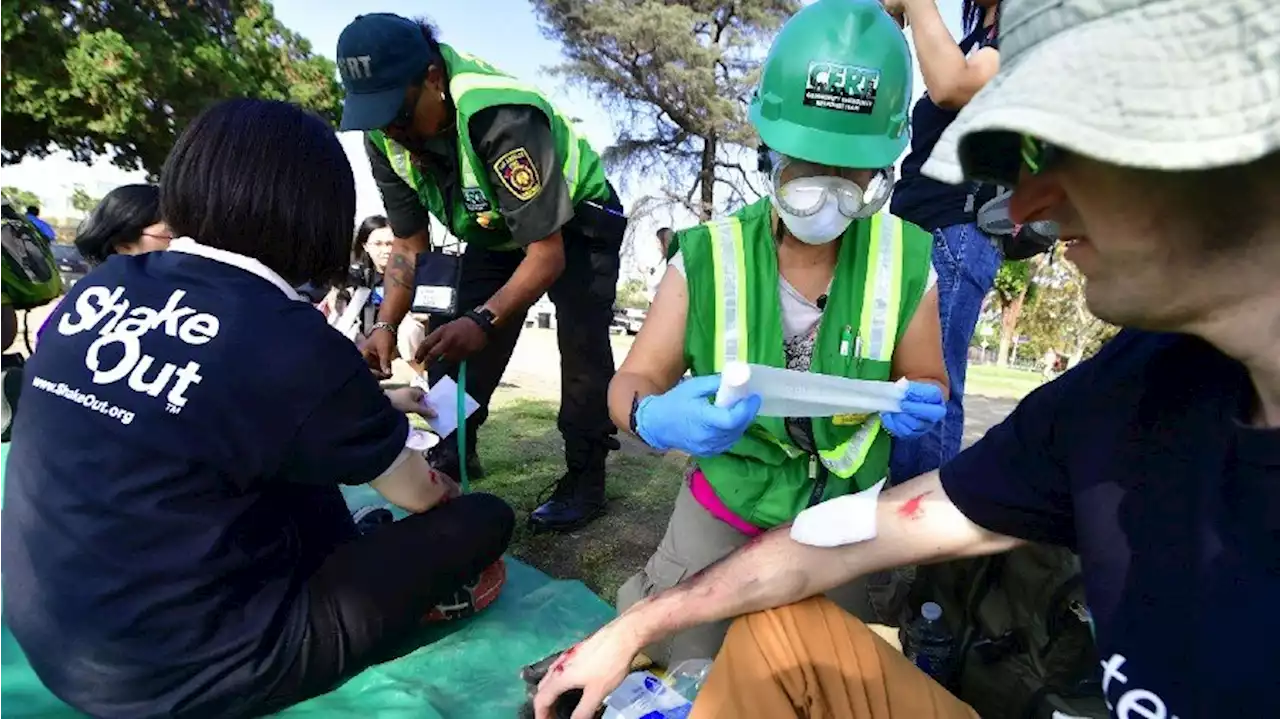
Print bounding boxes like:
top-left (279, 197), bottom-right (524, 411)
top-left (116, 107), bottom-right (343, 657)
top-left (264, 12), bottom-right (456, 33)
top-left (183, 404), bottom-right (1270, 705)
top-left (617, 479), bottom-right (879, 666)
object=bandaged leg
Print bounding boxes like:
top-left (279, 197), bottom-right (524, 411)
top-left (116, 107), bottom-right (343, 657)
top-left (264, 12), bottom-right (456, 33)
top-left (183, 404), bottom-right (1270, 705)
top-left (691, 597), bottom-right (977, 719)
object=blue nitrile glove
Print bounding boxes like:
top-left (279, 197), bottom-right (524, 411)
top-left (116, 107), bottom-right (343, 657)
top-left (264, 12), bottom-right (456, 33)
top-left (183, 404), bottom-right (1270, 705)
top-left (880, 381), bottom-right (947, 438)
top-left (635, 374), bottom-right (762, 456)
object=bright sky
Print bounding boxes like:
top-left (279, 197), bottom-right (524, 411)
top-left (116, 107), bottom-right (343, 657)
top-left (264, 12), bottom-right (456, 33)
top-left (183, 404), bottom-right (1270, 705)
top-left (1, 0), bottom-right (964, 276)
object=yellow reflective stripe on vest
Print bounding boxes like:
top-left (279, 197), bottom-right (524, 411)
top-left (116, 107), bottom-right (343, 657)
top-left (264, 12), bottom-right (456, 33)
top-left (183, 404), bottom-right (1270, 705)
top-left (857, 214), bottom-right (904, 363)
top-left (708, 215), bottom-right (800, 458)
top-left (449, 71), bottom-right (582, 196)
top-left (562, 125), bottom-right (581, 190)
top-left (459, 152), bottom-right (480, 189)
top-left (819, 416), bottom-right (882, 478)
top-left (824, 215), bottom-right (901, 478)
top-left (383, 139), bottom-right (420, 192)
top-left (707, 217), bottom-right (749, 371)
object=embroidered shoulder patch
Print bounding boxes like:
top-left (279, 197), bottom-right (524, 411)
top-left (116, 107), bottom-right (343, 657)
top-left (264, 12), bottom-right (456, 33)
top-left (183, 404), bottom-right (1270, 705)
top-left (493, 147), bottom-right (542, 202)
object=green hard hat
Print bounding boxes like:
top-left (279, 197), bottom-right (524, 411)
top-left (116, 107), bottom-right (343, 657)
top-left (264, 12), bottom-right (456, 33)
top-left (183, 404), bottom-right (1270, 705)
top-left (749, 0), bottom-right (913, 169)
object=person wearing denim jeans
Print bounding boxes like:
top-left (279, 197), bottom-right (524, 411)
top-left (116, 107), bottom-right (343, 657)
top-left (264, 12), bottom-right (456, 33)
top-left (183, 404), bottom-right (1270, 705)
top-left (888, 0), bottom-right (1003, 481)
top-left (891, 222), bottom-right (1001, 480)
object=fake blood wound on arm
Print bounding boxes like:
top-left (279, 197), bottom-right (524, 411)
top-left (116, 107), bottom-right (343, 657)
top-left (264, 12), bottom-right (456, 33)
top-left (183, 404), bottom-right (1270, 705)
top-left (550, 644), bottom-right (578, 674)
top-left (897, 491), bottom-right (933, 521)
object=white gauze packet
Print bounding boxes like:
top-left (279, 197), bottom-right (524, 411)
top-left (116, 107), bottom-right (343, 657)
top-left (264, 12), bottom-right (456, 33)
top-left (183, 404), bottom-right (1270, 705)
top-left (790, 478), bottom-right (887, 547)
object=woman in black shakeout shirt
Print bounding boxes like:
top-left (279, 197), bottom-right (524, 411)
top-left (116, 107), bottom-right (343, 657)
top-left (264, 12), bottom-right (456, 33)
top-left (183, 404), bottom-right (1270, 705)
top-left (1, 99), bottom-right (514, 718)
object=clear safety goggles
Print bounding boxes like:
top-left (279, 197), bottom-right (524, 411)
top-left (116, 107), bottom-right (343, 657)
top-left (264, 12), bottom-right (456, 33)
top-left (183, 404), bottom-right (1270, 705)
top-left (768, 153), bottom-right (894, 218)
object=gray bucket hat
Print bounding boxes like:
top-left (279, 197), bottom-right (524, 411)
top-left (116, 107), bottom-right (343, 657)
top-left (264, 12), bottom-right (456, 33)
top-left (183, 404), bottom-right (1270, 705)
top-left (922, 0), bottom-right (1280, 187)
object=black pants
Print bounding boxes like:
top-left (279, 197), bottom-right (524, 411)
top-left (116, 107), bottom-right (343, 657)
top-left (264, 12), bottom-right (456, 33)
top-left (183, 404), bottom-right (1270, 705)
top-left (427, 225), bottom-right (622, 471)
top-left (257, 487), bottom-right (515, 716)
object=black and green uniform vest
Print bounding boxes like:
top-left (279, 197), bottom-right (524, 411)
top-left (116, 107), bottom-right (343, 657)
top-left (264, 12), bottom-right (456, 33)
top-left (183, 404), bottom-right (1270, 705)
top-left (681, 198), bottom-right (933, 529)
top-left (367, 44), bottom-right (611, 250)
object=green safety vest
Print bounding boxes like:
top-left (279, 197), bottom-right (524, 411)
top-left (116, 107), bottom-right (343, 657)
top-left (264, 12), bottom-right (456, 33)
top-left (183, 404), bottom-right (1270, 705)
top-left (367, 44), bottom-right (611, 250)
top-left (682, 198), bottom-right (933, 529)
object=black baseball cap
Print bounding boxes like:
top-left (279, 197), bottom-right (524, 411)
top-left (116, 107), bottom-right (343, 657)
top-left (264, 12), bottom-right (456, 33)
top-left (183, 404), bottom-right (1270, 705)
top-left (335, 13), bottom-right (438, 132)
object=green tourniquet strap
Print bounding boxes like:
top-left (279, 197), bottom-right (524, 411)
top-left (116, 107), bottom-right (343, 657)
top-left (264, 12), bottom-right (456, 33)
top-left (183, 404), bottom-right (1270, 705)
top-left (457, 361), bottom-right (469, 493)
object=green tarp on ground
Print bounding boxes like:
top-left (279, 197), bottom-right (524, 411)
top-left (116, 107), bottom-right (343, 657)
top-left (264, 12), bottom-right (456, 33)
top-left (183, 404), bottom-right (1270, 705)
top-left (1, 444), bottom-right (615, 717)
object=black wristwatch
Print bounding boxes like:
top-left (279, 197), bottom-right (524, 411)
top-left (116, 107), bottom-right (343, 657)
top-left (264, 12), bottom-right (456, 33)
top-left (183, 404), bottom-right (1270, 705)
top-left (464, 306), bottom-right (498, 337)
top-left (629, 392), bottom-right (641, 435)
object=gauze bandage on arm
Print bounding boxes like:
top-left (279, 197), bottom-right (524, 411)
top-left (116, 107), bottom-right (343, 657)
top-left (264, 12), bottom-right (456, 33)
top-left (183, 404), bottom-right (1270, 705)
top-left (715, 361), bottom-right (906, 417)
top-left (791, 478), bottom-right (886, 547)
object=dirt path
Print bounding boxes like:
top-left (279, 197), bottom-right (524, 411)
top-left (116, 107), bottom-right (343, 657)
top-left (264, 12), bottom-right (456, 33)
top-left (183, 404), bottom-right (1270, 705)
top-left (491, 327), bottom-right (634, 405)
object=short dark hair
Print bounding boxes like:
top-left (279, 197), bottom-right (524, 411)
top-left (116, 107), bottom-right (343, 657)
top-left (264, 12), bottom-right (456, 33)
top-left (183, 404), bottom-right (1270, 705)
top-left (161, 99), bottom-right (356, 286)
top-left (415, 17), bottom-right (443, 57)
top-left (25, 205), bottom-right (39, 216)
top-left (74, 184), bottom-right (161, 264)
top-left (355, 214), bottom-right (389, 248)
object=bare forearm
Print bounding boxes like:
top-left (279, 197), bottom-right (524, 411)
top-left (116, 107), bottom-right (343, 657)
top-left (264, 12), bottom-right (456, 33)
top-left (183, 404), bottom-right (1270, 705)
top-left (905, 0), bottom-right (971, 102)
top-left (907, 375), bottom-right (951, 401)
top-left (484, 234), bottom-right (565, 324)
top-left (623, 471), bottom-right (1020, 644)
top-left (379, 230), bottom-right (429, 325)
top-left (608, 371), bottom-right (665, 436)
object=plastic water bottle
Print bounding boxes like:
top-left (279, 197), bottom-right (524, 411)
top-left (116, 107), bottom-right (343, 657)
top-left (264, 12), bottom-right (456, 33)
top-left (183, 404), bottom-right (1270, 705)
top-left (602, 670), bottom-right (693, 719)
top-left (665, 659), bottom-right (713, 703)
top-left (901, 602), bottom-right (956, 685)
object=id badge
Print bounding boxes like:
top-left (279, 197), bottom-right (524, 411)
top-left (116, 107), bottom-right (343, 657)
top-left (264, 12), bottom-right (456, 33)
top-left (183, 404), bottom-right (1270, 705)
top-left (411, 249), bottom-right (462, 315)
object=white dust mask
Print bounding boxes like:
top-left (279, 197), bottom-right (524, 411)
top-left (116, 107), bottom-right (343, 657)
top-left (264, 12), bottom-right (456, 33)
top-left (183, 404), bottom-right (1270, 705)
top-left (771, 180), bottom-right (856, 245)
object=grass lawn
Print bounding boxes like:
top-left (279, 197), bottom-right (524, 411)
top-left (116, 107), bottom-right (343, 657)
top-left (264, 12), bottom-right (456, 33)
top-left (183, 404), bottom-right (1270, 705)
top-left (965, 364), bottom-right (1044, 399)
top-left (471, 398), bottom-right (687, 603)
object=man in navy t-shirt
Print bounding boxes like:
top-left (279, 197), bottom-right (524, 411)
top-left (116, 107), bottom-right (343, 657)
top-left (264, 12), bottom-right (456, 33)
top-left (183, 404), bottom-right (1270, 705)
top-left (2, 99), bottom-right (514, 718)
top-left (531, 1), bottom-right (1280, 717)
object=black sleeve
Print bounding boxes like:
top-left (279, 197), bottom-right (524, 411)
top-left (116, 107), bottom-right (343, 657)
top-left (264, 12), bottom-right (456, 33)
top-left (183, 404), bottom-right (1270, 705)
top-left (277, 361), bottom-right (409, 487)
top-left (939, 366), bottom-right (1078, 549)
top-left (364, 134), bottom-right (430, 239)
top-left (468, 104), bottom-right (574, 247)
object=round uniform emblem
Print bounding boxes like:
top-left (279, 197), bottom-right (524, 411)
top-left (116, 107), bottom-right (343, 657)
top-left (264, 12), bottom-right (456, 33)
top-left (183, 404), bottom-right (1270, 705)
top-left (492, 147), bottom-right (543, 202)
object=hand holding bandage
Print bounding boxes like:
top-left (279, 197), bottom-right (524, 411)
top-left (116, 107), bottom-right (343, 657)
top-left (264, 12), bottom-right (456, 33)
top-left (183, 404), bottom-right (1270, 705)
top-left (634, 375), bottom-right (762, 457)
top-left (879, 381), bottom-right (946, 438)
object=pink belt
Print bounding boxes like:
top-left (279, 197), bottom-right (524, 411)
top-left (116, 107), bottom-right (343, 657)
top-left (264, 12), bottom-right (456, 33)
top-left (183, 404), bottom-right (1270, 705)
top-left (688, 467), bottom-right (765, 537)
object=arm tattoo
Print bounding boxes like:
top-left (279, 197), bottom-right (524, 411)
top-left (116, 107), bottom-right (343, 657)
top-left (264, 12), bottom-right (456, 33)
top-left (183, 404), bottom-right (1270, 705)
top-left (387, 253), bottom-right (416, 290)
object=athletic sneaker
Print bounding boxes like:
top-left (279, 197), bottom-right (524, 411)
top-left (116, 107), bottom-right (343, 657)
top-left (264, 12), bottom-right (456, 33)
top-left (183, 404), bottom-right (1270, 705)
top-left (424, 558), bottom-right (507, 622)
top-left (351, 505), bottom-right (395, 536)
